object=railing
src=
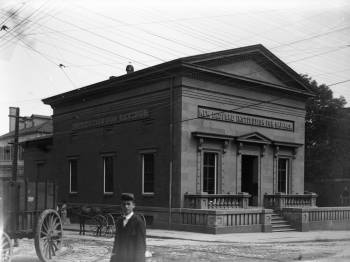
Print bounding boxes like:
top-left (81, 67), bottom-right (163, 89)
top-left (280, 206), bottom-right (350, 231)
top-left (308, 207), bottom-right (350, 222)
top-left (264, 192), bottom-right (317, 210)
top-left (171, 208), bottom-right (272, 233)
top-left (184, 192), bottom-right (251, 209)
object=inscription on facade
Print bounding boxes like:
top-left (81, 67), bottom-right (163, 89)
top-left (198, 107), bottom-right (294, 131)
top-left (72, 109), bottom-right (149, 130)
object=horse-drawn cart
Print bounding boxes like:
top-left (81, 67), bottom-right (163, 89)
top-left (1, 179), bottom-right (63, 262)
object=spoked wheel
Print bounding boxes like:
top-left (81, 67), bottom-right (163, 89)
top-left (1, 232), bottom-right (12, 262)
top-left (34, 209), bottom-right (63, 262)
top-left (91, 214), bottom-right (107, 237)
top-left (104, 213), bottom-right (116, 237)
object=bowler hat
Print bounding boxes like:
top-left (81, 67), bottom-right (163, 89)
top-left (121, 193), bottom-right (135, 201)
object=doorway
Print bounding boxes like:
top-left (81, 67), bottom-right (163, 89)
top-left (241, 155), bottom-right (259, 206)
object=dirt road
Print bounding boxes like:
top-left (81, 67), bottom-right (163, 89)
top-left (10, 231), bottom-right (350, 262)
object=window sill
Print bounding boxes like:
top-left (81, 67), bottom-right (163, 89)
top-left (142, 193), bottom-right (155, 197)
top-left (104, 192), bottom-right (114, 197)
top-left (69, 192), bottom-right (78, 196)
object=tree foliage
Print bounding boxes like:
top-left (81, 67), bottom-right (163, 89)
top-left (303, 75), bottom-right (349, 180)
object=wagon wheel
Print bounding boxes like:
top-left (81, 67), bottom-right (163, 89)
top-left (1, 232), bottom-right (12, 262)
top-left (91, 214), bottom-right (107, 237)
top-left (104, 213), bottom-right (116, 237)
top-left (34, 209), bottom-right (63, 262)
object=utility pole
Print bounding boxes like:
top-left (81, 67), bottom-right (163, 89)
top-left (10, 107), bottom-right (20, 182)
top-left (8, 107), bottom-right (20, 247)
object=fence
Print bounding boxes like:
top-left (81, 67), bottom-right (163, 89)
top-left (184, 193), bottom-right (251, 209)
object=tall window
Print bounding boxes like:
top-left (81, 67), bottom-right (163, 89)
top-left (103, 156), bottom-right (114, 194)
top-left (278, 158), bottom-right (289, 193)
top-left (142, 153), bottom-right (154, 194)
top-left (69, 159), bottom-right (78, 193)
top-left (203, 152), bottom-right (218, 194)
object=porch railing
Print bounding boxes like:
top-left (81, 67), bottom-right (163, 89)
top-left (184, 192), bottom-right (251, 209)
top-left (264, 192), bottom-right (317, 210)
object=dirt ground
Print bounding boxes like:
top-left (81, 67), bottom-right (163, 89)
top-left (10, 231), bottom-right (350, 262)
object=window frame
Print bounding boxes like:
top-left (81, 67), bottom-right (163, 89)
top-left (277, 157), bottom-right (291, 194)
top-left (202, 151), bottom-right (219, 194)
top-left (68, 158), bottom-right (78, 194)
top-left (102, 154), bottom-right (115, 195)
top-left (141, 151), bottom-right (156, 195)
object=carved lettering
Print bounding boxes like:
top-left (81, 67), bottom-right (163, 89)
top-left (72, 109), bottom-right (149, 130)
top-left (198, 107), bottom-right (294, 132)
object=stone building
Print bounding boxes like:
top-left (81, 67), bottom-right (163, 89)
top-left (25, 44), bottom-right (349, 233)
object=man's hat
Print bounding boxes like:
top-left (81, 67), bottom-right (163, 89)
top-left (121, 193), bottom-right (135, 201)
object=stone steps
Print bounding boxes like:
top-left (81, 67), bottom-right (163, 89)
top-left (271, 212), bottom-right (296, 232)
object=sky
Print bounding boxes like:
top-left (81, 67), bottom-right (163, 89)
top-left (0, 0), bottom-right (350, 134)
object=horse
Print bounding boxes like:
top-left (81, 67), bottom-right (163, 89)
top-left (78, 206), bottom-right (103, 235)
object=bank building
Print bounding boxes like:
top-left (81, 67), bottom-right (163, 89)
top-left (23, 44), bottom-right (350, 233)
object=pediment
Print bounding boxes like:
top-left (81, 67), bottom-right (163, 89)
top-left (199, 58), bottom-right (284, 86)
top-left (183, 44), bottom-right (312, 94)
top-left (236, 132), bottom-right (272, 144)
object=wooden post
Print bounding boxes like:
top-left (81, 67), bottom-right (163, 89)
top-left (10, 107), bottom-right (20, 182)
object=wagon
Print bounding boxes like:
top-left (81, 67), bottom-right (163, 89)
top-left (0, 179), bottom-right (63, 262)
top-left (70, 206), bottom-right (116, 237)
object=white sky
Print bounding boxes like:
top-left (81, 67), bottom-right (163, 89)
top-left (0, 0), bottom-right (350, 134)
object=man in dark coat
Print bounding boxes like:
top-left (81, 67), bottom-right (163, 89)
top-left (110, 193), bottom-right (146, 262)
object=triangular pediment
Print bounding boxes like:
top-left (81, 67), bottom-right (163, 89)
top-left (182, 44), bottom-right (312, 94)
top-left (236, 132), bottom-right (272, 144)
top-left (199, 58), bottom-right (284, 86)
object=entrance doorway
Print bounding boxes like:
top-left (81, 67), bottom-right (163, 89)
top-left (241, 155), bottom-right (259, 206)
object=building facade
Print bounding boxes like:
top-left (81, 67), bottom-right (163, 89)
top-left (0, 108), bottom-right (52, 179)
top-left (27, 45), bottom-right (334, 233)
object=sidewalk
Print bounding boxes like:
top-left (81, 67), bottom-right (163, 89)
top-left (63, 223), bottom-right (350, 244)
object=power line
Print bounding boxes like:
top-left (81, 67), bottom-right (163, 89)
top-left (6, 30), bottom-right (78, 90)
top-left (0, 0), bottom-right (51, 41)
top-left (329, 79), bottom-right (350, 87)
top-left (44, 12), bottom-right (167, 63)
top-left (72, 3), bottom-right (206, 54)
top-left (0, 1), bottom-right (28, 26)
top-left (2, 1), bottom-right (348, 112)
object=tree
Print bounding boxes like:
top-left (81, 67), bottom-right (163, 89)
top-left (302, 75), bottom-right (348, 181)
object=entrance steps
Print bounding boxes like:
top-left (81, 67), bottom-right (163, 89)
top-left (271, 212), bottom-right (296, 232)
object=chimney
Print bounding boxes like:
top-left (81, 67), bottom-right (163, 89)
top-left (9, 107), bottom-right (18, 132)
top-left (126, 63), bottom-right (134, 74)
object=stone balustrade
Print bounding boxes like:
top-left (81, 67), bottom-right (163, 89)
top-left (184, 192), bottom-right (251, 209)
top-left (171, 208), bottom-right (273, 233)
top-left (264, 192), bottom-right (317, 210)
top-left (281, 206), bottom-right (350, 231)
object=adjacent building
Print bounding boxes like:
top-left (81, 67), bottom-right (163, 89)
top-left (0, 108), bottom-right (52, 180)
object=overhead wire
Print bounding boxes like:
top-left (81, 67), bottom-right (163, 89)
top-left (43, 12), bottom-right (168, 63)
top-left (0, 0), bottom-right (51, 42)
top-left (3, 2), bottom-right (348, 79)
top-left (137, 5), bottom-right (350, 84)
top-left (71, 2), bottom-right (206, 55)
top-left (0, 1), bottom-right (28, 26)
top-left (2, 1), bottom-right (350, 120)
top-left (0, 2), bottom-right (60, 50)
top-left (328, 79), bottom-right (350, 87)
top-left (8, 18), bottom-right (348, 119)
top-left (7, 30), bottom-right (79, 89)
